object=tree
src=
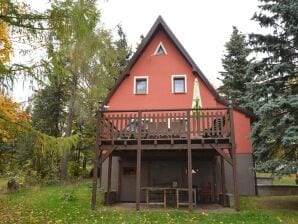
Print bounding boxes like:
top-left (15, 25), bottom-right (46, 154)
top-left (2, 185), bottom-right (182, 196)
top-left (0, 2), bottom-right (12, 63)
top-left (0, 91), bottom-right (81, 183)
top-left (31, 77), bottom-right (68, 137)
top-left (0, 0), bottom-right (48, 89)
top-left (0, 92), bottom-right (29, 142)
top-left (48, 1), bottom-right (132, 181)
top-left (0, 93), bottom-right (29, 172)
top-left (248, 0), bottom-right (298, 174)
top-left (0, 0), bottom-right (12, 88)
top-left (217, 26), bottom-right (252, 107)
top-left (1, 0), bottom-right (132, 183)
top-left (47, 0), bottom-right (102, 182)
top-left (113, 25), bottom-right (132, 80)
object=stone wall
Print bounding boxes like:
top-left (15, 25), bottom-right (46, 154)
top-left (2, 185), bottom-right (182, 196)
top-left (257, 185), bottom-right (298, 196)
top-left (256, 177), bottom-right (273, 185)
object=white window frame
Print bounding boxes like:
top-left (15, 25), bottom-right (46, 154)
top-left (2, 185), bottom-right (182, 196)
top-left (172, 74), bottom-right (187, 93)
top-left (134, 76), bottom-right (149, 94)
top-left (153, 41), bottom-right (167, 55)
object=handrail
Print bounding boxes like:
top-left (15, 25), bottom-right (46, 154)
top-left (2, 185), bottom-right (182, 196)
top-left (99, 107), bottom-right (229, 113)
top-left (98, 107), bottom-right (232, 143)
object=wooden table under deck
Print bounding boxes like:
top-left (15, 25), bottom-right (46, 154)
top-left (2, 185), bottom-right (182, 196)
top-left (142, 187), bottom-right (197, 208)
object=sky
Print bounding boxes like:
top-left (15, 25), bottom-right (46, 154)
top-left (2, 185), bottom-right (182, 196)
top-left (13, 0), bottom-right (264, 102)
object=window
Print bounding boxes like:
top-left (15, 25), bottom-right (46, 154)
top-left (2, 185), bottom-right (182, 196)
top-left (134, 76), bottom-right (148, 94)
top-left (172, 75), bottom-right (187, 93)
top-left (174, 78), bottom-right (185, 92)
top-left (154, 42), bottom-right (167, 55)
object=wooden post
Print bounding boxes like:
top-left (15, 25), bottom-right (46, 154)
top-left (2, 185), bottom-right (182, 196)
top-left (136, 111), bottom-right (142, 210)
top-left (146, 189), bottom-right (149, 207)
top-left (163, 189), bottom-right (167, 208)
top-left (187, 110), bottom-right (193, 210)
top-left (220, 155), bottom-right (227, 207)
top-left (107, 155), bottom-right (112, 205)
top-left (176, 188), bottom-right (179, 208)
top-left (91, 110), bottom-right (102, 210)
top-left (252, 154), bottom-right (258, 196)
top-left (212, 157), bottom-right (217, 203)
top-left (229, 105), bottom-right (240, 211)
top-left (118, 160), bottom-right (122, 201)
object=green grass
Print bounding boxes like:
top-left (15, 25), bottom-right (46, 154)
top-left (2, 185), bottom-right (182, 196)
top-left (0, 179), bottom-right (297, 224)
top-left (257, 173), bottom-right (296, 185)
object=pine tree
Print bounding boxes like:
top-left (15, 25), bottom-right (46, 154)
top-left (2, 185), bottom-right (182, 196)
top-left (218, 26), bottom-right (251, 107)
top-left (31, 77), bottom-right (68, 137)
top-left (248, 0), bottom-right (298, 174)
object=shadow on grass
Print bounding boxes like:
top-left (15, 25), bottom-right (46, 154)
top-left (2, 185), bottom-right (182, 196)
top-left (241, 195), bottom-right (298, 212)
top-left (261, 197), bottom-right (298, 211)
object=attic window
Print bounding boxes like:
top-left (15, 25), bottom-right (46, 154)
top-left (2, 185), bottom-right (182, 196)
top-left (154, 42), bottom-right (167, 55)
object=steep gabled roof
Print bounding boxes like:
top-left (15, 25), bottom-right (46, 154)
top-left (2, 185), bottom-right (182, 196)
top-left (103, 16), bottom-right (255, 119)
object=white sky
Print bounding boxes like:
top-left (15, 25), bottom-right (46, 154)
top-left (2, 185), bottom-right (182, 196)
top-left (13, 0), bottom-right (264, 102)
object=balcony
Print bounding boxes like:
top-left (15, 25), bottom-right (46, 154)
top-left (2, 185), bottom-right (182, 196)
top-left (98, 107), bottom-right (233, 149)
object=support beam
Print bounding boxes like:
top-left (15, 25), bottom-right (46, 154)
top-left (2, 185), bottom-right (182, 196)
top-left (212, 157), bottom-right (217, 202)
top-left (99, 146), bottom-right (117, 165)
top-left (220, 155), bottom-right (227, 207)
top-left (91, 146), bottom-right (100, 209)
top-left (211, 144), bottom-right (232, 165)
top-left (107, 155), bottom-right (112, 205)
top-left (118, 160), bottom-right (122, 201)
top-left (136, 111), bottom-right (142, 210)
top-left (187, 111), bottom-right (193, 210)
top-left (231, 145), bottom-right (240, 211)
top-left (91, 112), bottom-right (102, 210)
top-left (108, 143), bottom-right (231, 151)
top-left (229, 106), bottom-right (240, 211)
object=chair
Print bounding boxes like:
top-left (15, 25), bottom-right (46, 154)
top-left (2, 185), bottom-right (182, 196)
top-left (200, 182), bottom-right (212, 203)
top-left (169, 119), bottom-right (187, 138)
top-left (147, 122), bottom-right (157, 139)
top-left (169, 121), bottom-right (180, 138)
top-left (158, 122), bottom-right (169, 138)
top-left (210, 117), bottom-right (224, 137)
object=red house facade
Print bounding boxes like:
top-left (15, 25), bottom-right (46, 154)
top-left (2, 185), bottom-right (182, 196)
top-left (91, 16), bottom-right (256, 210)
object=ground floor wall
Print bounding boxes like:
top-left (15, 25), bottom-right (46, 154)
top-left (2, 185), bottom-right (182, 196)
top-left (100, 153), bottom-right (256, 203)
top-left (101, 157), bottom-right (120, 192)
top-left (224, 153), bottom-right (256, 195)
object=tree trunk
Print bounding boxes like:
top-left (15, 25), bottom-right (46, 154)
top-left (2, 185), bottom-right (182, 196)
top-left (82, 156), bottom-right (87, 170)
top-left (60, 73), bottom-right (77, 183)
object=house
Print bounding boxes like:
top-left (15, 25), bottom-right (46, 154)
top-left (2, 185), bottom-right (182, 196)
top-left (91, 16), bottom-right (256, 211)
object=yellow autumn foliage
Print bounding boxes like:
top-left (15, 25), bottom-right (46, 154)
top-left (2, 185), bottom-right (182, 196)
top-left (0, 0), bottom-right (13, 63)
top-left (0, 93), bottom-right (30, 143)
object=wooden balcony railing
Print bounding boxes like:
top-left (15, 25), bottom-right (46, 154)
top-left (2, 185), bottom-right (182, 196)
top-left (98, 108), bottom-right (232, 144)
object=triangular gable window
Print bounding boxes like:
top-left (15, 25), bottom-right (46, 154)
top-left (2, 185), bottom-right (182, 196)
top-left (154, 42), bottom-right (167, 55)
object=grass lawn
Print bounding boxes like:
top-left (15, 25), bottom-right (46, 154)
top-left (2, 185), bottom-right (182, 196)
top-left (0, 179), bottom-right (297, 224)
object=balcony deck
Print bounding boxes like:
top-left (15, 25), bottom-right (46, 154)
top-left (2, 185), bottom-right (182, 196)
top-left (98, 107), bottom-right (233, 150)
